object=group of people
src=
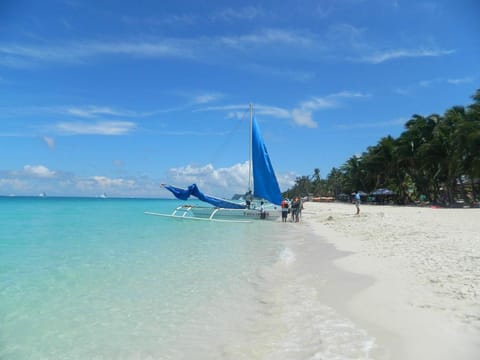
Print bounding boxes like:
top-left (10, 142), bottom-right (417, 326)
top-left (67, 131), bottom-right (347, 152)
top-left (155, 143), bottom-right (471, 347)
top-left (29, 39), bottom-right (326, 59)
top-left (280, 197), bottom-right (302, 223)
top-left (244, 190), bottom-right (304, 221)
top-left (251, 190), bottom-right (360, 221)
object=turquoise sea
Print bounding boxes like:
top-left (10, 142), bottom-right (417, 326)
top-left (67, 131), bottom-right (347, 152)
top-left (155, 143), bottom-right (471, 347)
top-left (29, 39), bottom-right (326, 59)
top-left (0, 197), bottom-right (377, 360)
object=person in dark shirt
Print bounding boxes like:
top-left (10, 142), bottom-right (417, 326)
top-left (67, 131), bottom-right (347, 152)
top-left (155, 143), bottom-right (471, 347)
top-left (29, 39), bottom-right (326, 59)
top-left (245, 190), bottom-right (253, 209)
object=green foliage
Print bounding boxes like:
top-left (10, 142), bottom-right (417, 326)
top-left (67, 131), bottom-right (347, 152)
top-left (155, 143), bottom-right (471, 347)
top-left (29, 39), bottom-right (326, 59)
top-left (283, 90), bottom-right (480, 206)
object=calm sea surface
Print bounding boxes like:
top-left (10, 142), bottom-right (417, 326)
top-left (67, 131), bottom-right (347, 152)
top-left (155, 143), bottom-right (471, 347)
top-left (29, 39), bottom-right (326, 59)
top-left (0, 197), bottom-right (377, 359)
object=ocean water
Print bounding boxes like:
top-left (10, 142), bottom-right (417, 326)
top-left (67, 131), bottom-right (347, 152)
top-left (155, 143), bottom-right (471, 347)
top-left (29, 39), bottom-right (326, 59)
top-left (0, 197), bottom-right (378, 360)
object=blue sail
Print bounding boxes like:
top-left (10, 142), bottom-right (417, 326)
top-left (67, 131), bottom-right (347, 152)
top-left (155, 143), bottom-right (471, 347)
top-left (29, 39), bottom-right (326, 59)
top-left (163, 184), bottom-right (246, 209)
top-left (252, 117), bottom-right (282, 205)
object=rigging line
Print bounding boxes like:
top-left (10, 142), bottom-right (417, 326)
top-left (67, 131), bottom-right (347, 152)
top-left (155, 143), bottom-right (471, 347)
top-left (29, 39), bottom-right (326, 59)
top-left (208, 108), bottom-right (250, 166)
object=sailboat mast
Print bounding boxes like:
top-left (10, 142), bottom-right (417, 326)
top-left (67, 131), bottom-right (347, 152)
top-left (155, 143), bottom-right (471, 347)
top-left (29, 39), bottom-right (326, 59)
top-left (248, 103), bottom-right (253, 192)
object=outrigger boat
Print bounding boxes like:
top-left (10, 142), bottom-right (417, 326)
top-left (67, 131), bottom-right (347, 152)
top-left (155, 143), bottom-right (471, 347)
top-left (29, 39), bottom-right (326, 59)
top-left (146, 104), bottom-right (282, 222)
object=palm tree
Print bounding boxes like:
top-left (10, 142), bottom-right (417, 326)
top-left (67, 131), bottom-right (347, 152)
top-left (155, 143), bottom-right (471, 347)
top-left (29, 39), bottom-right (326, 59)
top-left (326, 167), bottom-right (345, 198)
top-left (464, 91), bottom-right (480, 201)
top-left (362, 136), bottom-right (398, 191)
top-left (283, 90), bottom-right (480, 206)
top-left (413, 114), bottom-right (443, 202)
top-left (285, 175), bottom-right (312, 198)
top-left (311, 168), bottom-right (322, 195)
top-left (340, 155), bottom-right (364, 193)
top-left (397, 114), bottom-right (439, 201)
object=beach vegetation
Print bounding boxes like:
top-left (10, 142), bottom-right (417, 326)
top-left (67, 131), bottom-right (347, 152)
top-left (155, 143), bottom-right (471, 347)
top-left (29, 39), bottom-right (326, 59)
top-left (284, 90), bottom-right (480, 207)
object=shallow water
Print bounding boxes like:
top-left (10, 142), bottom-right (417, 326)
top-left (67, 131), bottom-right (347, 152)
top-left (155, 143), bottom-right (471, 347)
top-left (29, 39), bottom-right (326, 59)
top-left (0, 197), bottom-right (377, 359)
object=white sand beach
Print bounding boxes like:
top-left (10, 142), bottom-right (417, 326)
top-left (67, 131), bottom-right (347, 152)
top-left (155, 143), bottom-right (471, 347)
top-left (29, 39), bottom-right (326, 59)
top-left (299, 202), bottom-right (480, 359)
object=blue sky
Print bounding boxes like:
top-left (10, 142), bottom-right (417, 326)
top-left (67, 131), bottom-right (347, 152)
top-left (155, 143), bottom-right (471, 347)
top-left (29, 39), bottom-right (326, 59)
top-left (1, 0), bottom-right (479, 198)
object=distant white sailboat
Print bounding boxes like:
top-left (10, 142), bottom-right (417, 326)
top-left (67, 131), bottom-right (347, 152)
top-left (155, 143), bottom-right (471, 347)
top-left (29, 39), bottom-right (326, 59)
top-left (147, 104), bottom-right (282, 222)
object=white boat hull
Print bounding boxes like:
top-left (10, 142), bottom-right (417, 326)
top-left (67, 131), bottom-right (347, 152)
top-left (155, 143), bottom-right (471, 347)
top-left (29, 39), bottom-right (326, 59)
top-left (191, 206), bottom-right (281, 221)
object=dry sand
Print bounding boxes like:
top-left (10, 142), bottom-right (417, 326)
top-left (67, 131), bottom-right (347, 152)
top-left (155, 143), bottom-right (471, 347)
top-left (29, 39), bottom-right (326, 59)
top-left (301, 201), bottom-right (480, 360)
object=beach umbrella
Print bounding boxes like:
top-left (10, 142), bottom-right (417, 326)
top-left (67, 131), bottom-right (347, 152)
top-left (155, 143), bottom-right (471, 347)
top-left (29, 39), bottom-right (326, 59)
top-left (371, 188), bottom-right (395, 196)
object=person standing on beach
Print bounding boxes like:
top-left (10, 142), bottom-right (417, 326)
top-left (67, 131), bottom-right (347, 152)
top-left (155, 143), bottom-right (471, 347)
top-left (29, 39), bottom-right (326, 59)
top-left (245, 190), bottom-right (253, 209)
top-left (260, 201), bottom-right (266, 219)
top-left (281, 198), bottom-right (289, 222)
top-left (291, 197), bottom-right (300, 222)
top-left (354, 191), bottom-right (361, 215)
top-left (297, 197), bottom-right (303, 222)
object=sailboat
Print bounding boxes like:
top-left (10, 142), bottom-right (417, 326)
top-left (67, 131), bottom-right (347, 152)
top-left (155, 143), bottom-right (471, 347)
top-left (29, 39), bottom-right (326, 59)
top-left (146, 104), bottom-right (282, 222)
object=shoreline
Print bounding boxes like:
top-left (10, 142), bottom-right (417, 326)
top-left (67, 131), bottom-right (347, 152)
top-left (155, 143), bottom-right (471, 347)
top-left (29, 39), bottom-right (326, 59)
top-left (249, 220), bottom-right (380, 359)
top-left (300, 201), bottom-right (480, 359)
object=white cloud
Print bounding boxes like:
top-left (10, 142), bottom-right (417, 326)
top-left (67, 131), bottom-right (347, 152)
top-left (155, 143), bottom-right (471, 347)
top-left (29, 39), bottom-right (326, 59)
top-left (291, 109), bottom-right (317, 128)
top-left (113, 159), bottom-right (124, 168)
top-left (165, 162), bottom-right (249, 197)
top-left (2, 166), bottom-right (155, 197)
top-left (203, 104), bottom-right (289, 120)
top-left (326, 23), bottom-right (366, 47)
top-left (210, 6), bottom-right (264, 22)
top-left (54, 121), bottom-right (136, 135)
top-left (419, 79), bottom-right (433, 88)
top-left (0, 178), bottom-right (28, 191)
top-left (244, 63), bottom-right (316, 82)
top-left (164, 161), bottom-right (296, 198)
top-left (195, 104), bottom-right (245, 112)
top-left (358, 48), bottom-right (455, 64)
top-left (395, 76), bottom-right (475, 95)
top-left (198, 93), bottom-right (368, 128)
top-left (219, 28), bottom-right (315, 50)
top-left (73, 175), bottom-right (139, 195)
top-left (0, 40), bottom-right (193, 68)
top-left (300, 92), bottom-right (369, 112)
top-left (300, 97), bottom-right (337, 111)
top-left (43, 136), bottom-right (55, 149)
top-left (91, 176), bottom-right (136, 188)
top-left (0, 28), bottom-right (316, 68)
top-left (0, 22), bottom-right (457, 79)
top-left (323, 23), bottom-right (456, 65)
top-left (277, 171), bottom-right (297, 191)
top-left (121, 14), bottom-right (197, 27)
top-left (65, 106), bottom-right (128, 118)
top-left (23, 165), bottom-right (56, 178)
top-left (291, 91), bottom-right (370, 127)
top-left (333, 91), bottom-right (370, 99)
top-left (198, 103), bottom-right (290, 120)
top-left (255, 105), bottom-right (291, 119)
top-left (192, 93), bottom-right (223, 104)
top-left (1, 161), bottom-right (296, 197)
top-left (447, 77), bottom-right (474, 85)
top-left (0, 104), bottom-right (156, 121)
